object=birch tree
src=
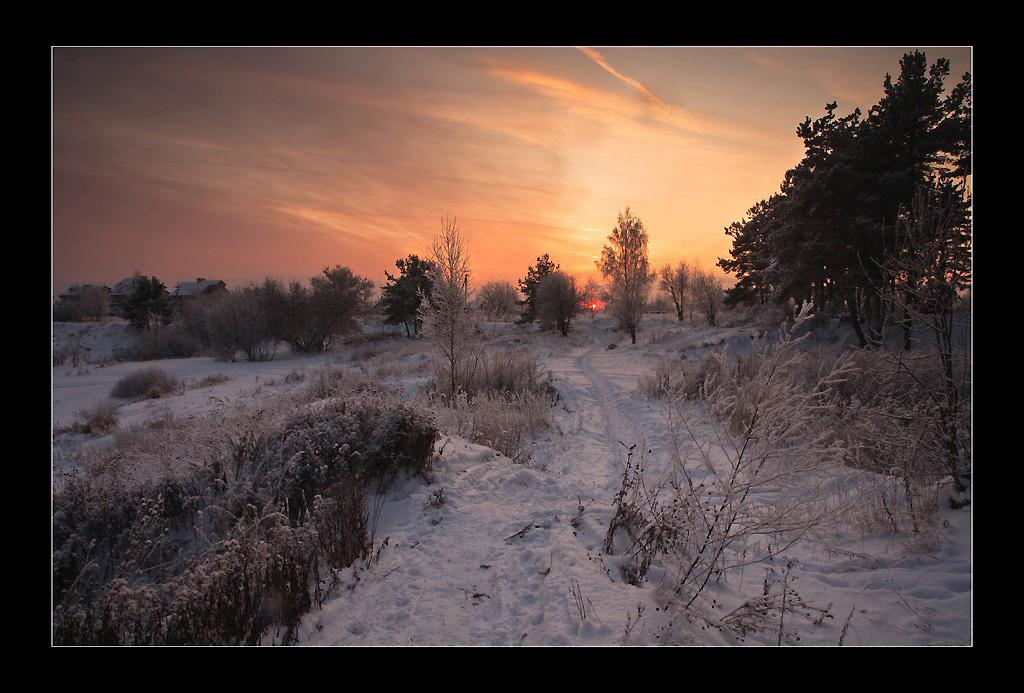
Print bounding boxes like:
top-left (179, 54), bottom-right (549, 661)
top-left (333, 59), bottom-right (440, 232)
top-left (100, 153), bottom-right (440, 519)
top-left (420, 215), bottom-right (481, 401)
top-left (597, 208), bottom-right (655, 344)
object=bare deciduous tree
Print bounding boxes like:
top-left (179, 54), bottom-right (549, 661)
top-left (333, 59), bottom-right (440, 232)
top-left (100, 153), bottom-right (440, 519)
top-left (208, 286), bottom-right (278, 362)
top-left (420, 215), bottom-right (482, 401)
top-left (659, 262), bottom-right (691, 322)
top-left (478, 280), bottom-right (519, 321)
top-left (597, 208), bottom-right (655, 344)
top-left (691, 269), bottom-right (723, 327)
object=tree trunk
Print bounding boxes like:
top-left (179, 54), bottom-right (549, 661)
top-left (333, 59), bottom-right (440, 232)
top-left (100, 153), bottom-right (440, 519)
top-left (848, 298), bottom-right (868, 348)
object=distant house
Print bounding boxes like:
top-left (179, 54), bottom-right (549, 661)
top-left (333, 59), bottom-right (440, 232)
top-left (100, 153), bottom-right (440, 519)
top-left (172, 278), bottom-right (228, 307)
top-left (58, 284), bottom-right (111, 304)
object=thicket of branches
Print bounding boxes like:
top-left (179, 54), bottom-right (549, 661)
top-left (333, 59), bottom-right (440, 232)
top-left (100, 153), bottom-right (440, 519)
top-left (478, 281), bottom-right (520, 321)
top-left (269, 267), bottom-right (374, 354)
top-left (208, 284), bottom-right (280, 362)
top-left (690, 269), bottom-right (723, 327)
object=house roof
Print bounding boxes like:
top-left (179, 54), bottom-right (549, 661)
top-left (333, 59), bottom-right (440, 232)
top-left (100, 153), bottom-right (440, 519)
top-left (111, 277), bottom-right (142, 296)
top-left (173, 279), bottom-right (225, 297)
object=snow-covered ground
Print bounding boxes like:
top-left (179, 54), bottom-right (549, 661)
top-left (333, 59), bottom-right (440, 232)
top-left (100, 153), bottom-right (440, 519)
top-left (51, 314), bottom-right (972, 645)
top-left (52, 320), bottom-right (137, 364)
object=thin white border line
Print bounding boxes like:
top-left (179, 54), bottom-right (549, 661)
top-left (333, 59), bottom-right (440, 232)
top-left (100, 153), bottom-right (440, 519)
top-left (51, 45), bottom-right (975, 48)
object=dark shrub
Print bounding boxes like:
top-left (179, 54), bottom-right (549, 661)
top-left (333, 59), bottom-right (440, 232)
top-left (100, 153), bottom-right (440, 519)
top-left (135, 326), bottom-right (203, 360)
top-left (111, 368), bottom-right (179, 399)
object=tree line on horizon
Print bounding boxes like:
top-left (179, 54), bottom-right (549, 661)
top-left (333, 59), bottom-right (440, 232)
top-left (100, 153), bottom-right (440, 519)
top-left (53, 210), bottom-right (732, 359)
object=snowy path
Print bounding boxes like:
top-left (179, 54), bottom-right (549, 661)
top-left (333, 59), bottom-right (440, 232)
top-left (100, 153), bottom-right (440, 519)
top-left (299, 323), bottom-right (668, 645)
top-left (293, 320), bottom-right (970, 646)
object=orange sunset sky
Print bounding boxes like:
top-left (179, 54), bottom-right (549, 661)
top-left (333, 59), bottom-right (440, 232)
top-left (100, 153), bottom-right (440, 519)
top-left (52, 46), bottom-right (971, 294)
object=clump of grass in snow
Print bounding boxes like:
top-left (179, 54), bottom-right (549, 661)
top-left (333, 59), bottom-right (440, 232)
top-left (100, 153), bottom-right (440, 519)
top-left (425, 348), bottom-right (555, 462)
top-left (639, 356), bottom-right (716, 401)
top-left (195, 373), bottom-right (230, 388)
top-left (71, 404), bottom-right (118, 437)
top-left (430, 390), bottom-right (552, 462)
top-left (303, 366), bottom-right (370, 401)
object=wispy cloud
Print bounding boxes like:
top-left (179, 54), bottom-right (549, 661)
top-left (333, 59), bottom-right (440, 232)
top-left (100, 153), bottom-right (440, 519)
top-left (499, 50), bottom-right (773, 144)
top-left (577, 47), bottom-right (660, 103)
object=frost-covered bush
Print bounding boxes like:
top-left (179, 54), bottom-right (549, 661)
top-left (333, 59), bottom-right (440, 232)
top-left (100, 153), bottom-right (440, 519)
top-left (424, 347), bottom-right (552, 403)
top-left (52, 392), bottom-right (438, 645)
top-left (54, 507), bottom-right (317, 646)
top-left (53, 478), bottom-right (193, 612)
top-left (257, 397), bottom-right (438, 519)
top-left (111, 367), bottom-right (179, 400)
